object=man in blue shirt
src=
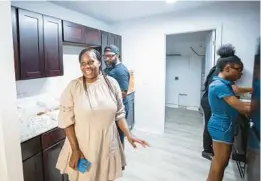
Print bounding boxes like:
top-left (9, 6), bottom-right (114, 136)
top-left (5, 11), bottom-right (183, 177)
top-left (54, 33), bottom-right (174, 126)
top-left (103, 45), bottom-right (130, 147)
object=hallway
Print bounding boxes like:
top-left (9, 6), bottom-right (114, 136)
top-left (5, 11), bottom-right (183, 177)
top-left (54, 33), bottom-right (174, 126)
top-left (118, 108), bottom-right (240, 181)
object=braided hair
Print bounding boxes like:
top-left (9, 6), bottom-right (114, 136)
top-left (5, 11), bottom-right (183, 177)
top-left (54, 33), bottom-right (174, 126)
top-left (79, 48), bottom-right (117, 107)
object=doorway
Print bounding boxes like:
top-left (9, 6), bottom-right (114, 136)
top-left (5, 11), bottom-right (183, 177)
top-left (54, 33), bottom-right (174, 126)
top-left (164, 30), bottom-right (216, 129)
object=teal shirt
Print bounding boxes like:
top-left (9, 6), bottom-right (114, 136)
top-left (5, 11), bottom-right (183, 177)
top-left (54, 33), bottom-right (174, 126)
top-left (208, 76), bottom-right (239, 127)
top-left (104, 63), bottom-right (130, 109)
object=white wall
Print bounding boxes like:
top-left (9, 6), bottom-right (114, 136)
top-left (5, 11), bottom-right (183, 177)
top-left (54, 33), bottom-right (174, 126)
top-left (11, 1), bottom-right (115, 33)
top-left (165, 56), bottom-right (202, 109)
top-left (17, 46), bottom-right (84, 101)
top-left (166, 41), bottom-right (206, 56)
top-left (115, 1), bottom-right (260, 134)
top-left (0, 1), bottom-right (23, 181)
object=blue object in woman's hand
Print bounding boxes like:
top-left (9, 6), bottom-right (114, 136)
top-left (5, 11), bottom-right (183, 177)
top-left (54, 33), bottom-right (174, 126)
top-left (77, 158), bottom-right (91, 173)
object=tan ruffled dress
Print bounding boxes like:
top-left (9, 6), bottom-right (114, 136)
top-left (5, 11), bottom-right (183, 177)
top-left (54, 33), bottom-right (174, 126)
top-left (56, 75), bottom-right (126, 181)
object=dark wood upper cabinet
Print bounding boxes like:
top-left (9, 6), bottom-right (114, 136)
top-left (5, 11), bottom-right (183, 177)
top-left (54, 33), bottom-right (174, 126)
top-left (85, 27), bottom-right (101, 46)
top-left (114, 34), bottom-right (122, 59)
top-left (101, 31), bottom-right (109, 69)
top-left (62, 21), bottom-right (101, 46)
top-left (108, 33), bottom-right (115, 45)
top-left (11, 7), bottom-right (20, 80)
top-left (101, 31), bottom-right (109, 52)
top-left (23, 153), bottom-right (44, 181)
top-left (43, 16), bottom-right (63, 77)
top-left (18, 9), bottom-right (45, 80)
top-left (12, 7), bottom-right (121, 80)
top-left (62, 21), bottom-right (85, 44)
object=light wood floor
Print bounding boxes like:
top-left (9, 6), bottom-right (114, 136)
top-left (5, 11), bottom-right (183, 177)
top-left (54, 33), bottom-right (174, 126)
top-left (117, 107), bottom-right (241, 181)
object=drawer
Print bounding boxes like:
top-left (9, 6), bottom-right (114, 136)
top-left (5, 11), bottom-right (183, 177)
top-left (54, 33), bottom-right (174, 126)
top-left (21, 135), bottom-right (42, 161)
top-left (41, 127), bottom-right (65, 150)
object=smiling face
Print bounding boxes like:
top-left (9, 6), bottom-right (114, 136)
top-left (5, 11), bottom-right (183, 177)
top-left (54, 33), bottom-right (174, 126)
top-left (79, 51), bottom-right (101, 82)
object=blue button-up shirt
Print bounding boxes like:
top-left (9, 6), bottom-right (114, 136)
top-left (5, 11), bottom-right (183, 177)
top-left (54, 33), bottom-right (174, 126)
top-left (208, 76), bottom-right (239, 128)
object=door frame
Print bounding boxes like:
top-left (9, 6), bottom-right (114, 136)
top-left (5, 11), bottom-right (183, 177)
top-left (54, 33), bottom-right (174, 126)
top-left (163, 24), bottom-right (222, 127)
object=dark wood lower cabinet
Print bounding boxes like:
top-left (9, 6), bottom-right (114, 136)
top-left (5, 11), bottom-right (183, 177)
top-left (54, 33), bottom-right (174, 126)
top-left (21, 128), bottom-right (67, 181)
top-left (43, 140), bottom-right (67, 181)
top-left (23, 153), bottom-right (44, 181)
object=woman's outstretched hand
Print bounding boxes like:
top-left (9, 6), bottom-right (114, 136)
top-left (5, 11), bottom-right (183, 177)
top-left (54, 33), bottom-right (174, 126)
top-left (127, 133), bottom-right (150, 148)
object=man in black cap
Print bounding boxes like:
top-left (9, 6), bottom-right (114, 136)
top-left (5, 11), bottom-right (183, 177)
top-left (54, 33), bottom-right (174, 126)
top-left (103, 44), bottom-right (130, 148)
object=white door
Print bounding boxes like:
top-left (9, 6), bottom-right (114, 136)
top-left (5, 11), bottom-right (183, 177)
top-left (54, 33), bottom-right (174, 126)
top-left (204, 30), bottom-right (216, 76)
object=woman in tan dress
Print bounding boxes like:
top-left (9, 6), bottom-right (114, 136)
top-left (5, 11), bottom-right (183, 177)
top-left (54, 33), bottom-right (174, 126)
top-left (56, 47), bottom-right (149, 181)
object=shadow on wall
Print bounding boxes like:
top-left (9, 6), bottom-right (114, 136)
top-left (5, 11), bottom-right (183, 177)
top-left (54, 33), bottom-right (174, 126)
top-left (16, 45), bottom-right (85, 99)
top-left (63, 45), bottom-right (86, 55)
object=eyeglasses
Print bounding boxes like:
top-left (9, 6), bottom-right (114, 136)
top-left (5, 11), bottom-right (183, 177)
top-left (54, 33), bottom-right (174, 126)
top-left (230, 67), bottom-right (243, 73)
top-left (103, 54), bottom-right (116, 59)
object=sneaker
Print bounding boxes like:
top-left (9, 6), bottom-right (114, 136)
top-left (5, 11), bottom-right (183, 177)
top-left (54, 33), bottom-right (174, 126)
top-left (202, 151), bottom-right (214, 161)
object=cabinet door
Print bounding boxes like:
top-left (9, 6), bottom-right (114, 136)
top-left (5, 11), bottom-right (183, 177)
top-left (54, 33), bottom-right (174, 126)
top-left (63, 21), bottom-right (85, 44)
top-left (43, 140), bottom-right (66, 181)
top-left (114, 34), bottom-right (122, 59)
top-left (108, 33), bottom-right (115, 45)
top-left (11, 7), bottom-right (20, 80)
top-left (85, 27), bottom-right (101, 46)
top-left (101, 31), bottom-right (109, 70)
top-left (101, 31), bottom-right (109, 52)
top-left (18, 9), bottom-right (45, 80)
top-left (23, 153), bottom-right (44, 181)
top-left (43, 16), bottom-right (63, 77)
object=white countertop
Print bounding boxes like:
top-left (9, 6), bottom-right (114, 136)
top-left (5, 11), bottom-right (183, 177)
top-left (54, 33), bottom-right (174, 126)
top-left (20, 110), bottom-right (59, 143)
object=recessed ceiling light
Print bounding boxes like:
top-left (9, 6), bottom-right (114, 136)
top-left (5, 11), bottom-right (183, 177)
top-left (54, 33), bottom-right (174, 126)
top-left (166, 0), bottom-right (177, 4)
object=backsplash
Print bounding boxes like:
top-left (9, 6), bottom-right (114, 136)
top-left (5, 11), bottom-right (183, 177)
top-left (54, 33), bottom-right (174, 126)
top-left (16, 45), bottom-right (85, 110)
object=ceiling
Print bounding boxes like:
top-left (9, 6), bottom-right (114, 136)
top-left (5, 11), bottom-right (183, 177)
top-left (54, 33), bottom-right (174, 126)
top-left (50, 0), bottom-right (215, 23)
top-left (166, 30), bottom-right (211, 56)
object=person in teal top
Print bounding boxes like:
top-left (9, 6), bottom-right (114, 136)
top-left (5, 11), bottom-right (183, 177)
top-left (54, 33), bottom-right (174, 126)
top-left (206, 44), bottom-right (251, 181)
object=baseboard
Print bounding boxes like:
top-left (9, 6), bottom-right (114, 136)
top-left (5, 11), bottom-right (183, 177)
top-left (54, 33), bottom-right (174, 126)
top-left (186, 106), bottom-right (199, 111)
top-left (165, 103), bottom-right (179, 108)
top-left (166, 104), bottom-right (199, 111)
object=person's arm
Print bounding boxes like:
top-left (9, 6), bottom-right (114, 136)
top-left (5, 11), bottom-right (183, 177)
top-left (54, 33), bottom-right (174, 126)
top-left (232, 84), bottom-right (252, 94)
top-left (64, 125), bottom-right (80, 151)
top-left (223, 96), bottom-right (251, 115)
top-left (58, 80), bottom-right (84, 170)
top-left (215, 84), bottom-right (251, 115)
top-left (117, 118), bottom-right (131, 139)
top-left (111, 78), bottom-right (149, 148)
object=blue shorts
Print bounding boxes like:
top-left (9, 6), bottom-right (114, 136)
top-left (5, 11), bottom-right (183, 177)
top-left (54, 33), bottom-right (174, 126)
top-left (208, 118), bottom-right (234, 144)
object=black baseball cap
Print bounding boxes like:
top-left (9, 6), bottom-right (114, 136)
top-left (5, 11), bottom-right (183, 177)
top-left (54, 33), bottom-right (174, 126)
top-left (104, 44), bottom-right (120, 55)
